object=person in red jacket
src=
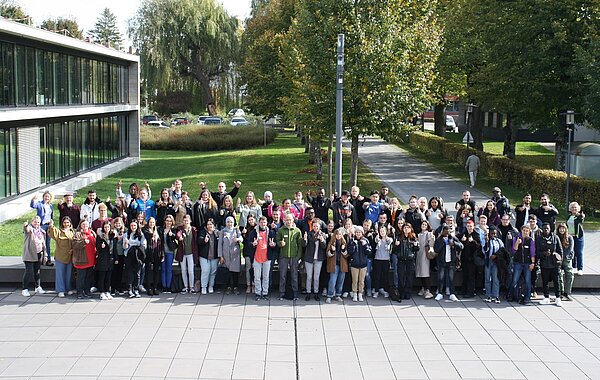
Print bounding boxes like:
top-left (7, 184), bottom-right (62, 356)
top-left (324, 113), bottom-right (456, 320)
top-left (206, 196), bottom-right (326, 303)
top-left (176, 215), bottom-right (199, 293)
top-left (73, 219), bottom-right (96, 299)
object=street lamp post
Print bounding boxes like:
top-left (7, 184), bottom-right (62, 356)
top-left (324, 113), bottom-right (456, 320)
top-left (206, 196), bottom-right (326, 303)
top-left (565, 109), bottom-right (575, 213)
top-left (335, 34), bottom-right (344, 195)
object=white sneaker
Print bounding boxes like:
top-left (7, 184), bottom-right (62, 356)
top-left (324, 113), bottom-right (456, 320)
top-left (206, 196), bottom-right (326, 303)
top-left (22, 289), bottom-right (31, 297)
top-left (358, 293), bottom-right (364, 302)
top-left (35, 286), bottom-right (45, 294)
top-left (449, 294), bottom-right (459, 302)
top-left (90, 286), bottom-right (98, 293)
top-left (380, 289), bottom-right (389, 298)
top-left (138, 285), bottom-right (146, 292)
top-left (322, 288), bottom-right (327, 296)
top-left (372, 292), bottom-right (379, 298)
top-left (208, 286), bottom-right (214, 294)
top-left (350, 292), bottom-right (355, 299)
top-left (540, 297), bottom-right (550, 305)
top-left (106, 293), bottom-right (113, 300)
top-left (576, 270), bottom-right (584, 276)
top-left (572, 268), bottom-right (578, 274)
top-left (201, 288), bottom-right (207, 295)
top-left (58, 292), bottom-right (65, 298)
top-left (342, 292), bottom-right (349, 298)
top-left (435, 293), bottom-right (443, 301)
top-left (67, 290), bottom-right (76, 296)
top-left (424, 290), bottom-right (434, 299)
top-left (556, 298), bottom-right (562, 307)
top-left (445, 288), bottom-right (451, 296)
top-left (325, 297), bottom-right (331, 304)
top-left (417, 288), bottom-right (425, 296)
top-left (100, 293), bottom-right (108, 300)
top-left (352, 294), bottom-right (358, 302)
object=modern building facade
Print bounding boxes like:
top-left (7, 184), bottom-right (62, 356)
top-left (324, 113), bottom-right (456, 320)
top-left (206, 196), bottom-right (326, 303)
top-left (0, 19), bottom-right (140, 210)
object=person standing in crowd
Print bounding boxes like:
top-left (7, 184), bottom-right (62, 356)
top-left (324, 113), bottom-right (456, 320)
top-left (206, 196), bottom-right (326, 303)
top-left (48, 217), bottom-right (74, 298)
top-left (280, 198), bottom-right (301, 220)
top-left (478, 200), bottom-right (500, 227)
top-left (362, 219), bottom-right (376, 297)
top-left (349, 186), bottom-right (365, 224)
top-left (386, 197), bottom-right (403, 228)
top-left (159, 215), bottom-right (178, 293)
top-left (536, 193), bottom-right (559, 231)
top-left (404, 196), bottom-right (425, 234)
top-left (465, 152), bottom-right (480, 188)
top-left (142, 217), bottom-right (162, 296)
top-left (363, 190), bottom-right (387, 225)
top-left (434, 226), bottom-right (463, 301)
top-left (483, 228), bottom-right (503, 303)
top-left (91, 203), bottom-right (112, 232)
top-left (241, 215), bottom-right (258, 294)
top-left (511, 225), bottom-right (535, 305)
top-left (137, 188), bottom-right (156, 222)
top-left (155, 188), bottom-right (176, 227)
top-left (537, 223), bottom-right (563, 306)
top-left (169, 179), bottom-right (184, 202)
top-left (95, 221), bottom-right (116, 300)
top-left (80, 189), bottom-right (101, 225)
top-left (497, 214), bottom-right (518, 300)
top-left (302, 219), bottom-right (327, 301)
top-left (250, 216), bottom-right (277, 300)
top-left (198, 219), bottom-right (219, 295)
top-left (390, 217), bottom-right (405, 290)
top-left (176, 215), bottom-right (198, 294)
top-left (491, 187), bottom-right (511, 217)
top-left (105, 195), bottom-right (128, 223)
top-left (260, 191), bottom-right (278, 222)
top-left (219, 216), bottom-right (243, 295)
top-left (372, 225), bottom-right (392, 298)
top-left (425, 197), bottom-right (446, 232)
top-left (237, 191), bottom-right (262, 229)
top-left (111, 217), bottom-right (126, 296)
top-left (331, 190), bottom-right (356, 227)
top-left (276, 212), bottom-right (303, 300)
top-left (455, 190), bottom-right (477, 217)
top-left (380, 186), bottom-right (391, 204)
top-left (72, 219), bottom-right (96, 299)
top-left (30, 191), bottom-right (53, 266)
top-left (417, 221), bottom-right (435, 299)
top-left (217, 195), bottom-right (237, 230)
top-left (528, 214), bottom-right (542, 299)
top-left (174, 192), bottom-right (193, 228)
top-left (514, 193), bottom-right (533, 230)
top-left (556, 222), bottom-right (574, 301)
top-left (21, 216), bottom-right (46, 297)
top-left (298, 208), bottom-right (327, 237)
top-left (201, 180), bottom-right (241, 209)
top-left (305, 188), bottom-right (331, 224)
top-left (458, 220), bottom-right (481, 298)
top-left (396, 224), bottom-right (419, 301)
top-left (292, 191), bottom-right (306, 220)
top-left (567, 201), bottom-right (585, 275)
top-left (58, 192), bottom-right (80, 233)
top-left (123, 220), bottom-right (146, 298)
top-left (348, 226), bottom-right (371, 302)
top-left (325, 227), bottom-right (348, 303)
top-left (193, 189), bottom-right (219, 230)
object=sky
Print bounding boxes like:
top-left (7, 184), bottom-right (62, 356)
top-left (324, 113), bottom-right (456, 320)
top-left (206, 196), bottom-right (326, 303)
top-left (19, 0), bottom-right (252, 47)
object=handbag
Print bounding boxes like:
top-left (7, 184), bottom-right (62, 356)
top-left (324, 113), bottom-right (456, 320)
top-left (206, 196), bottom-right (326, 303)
top-left (426, 246), bottom-right (437, 260)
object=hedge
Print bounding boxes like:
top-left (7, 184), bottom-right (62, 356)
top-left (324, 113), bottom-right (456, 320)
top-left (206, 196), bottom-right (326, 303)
top-left (409, 131), bottom-right (600, 211)
top-left (141, 125), bottom-right (278, 151)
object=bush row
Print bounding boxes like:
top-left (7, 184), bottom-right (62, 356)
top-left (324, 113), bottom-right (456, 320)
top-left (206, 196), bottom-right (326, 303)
top-left (409, 131), bottom-right (600, 211)
top-left (141, 125), bottom-right (278, 151)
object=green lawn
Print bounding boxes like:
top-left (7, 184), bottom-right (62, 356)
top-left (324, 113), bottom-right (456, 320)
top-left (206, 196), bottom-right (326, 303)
top-left (0, 134), bottom-right (390, 256)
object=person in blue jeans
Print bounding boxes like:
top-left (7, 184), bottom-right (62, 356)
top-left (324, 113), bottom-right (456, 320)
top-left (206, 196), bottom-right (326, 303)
top-left (511, 225), bottom-right (536, 305)
top-left (159, 215), bottom-right (178, 293)
top-left (567, 201), bottom-right (585, 274)
top-left (362, 219), bottom-right (375, 296)
top-left (325, 228), bottom-right (348, 303)
top-left (484, 228), bottom-right (503, 303)
top-left (30, 191), bottom-right (54, 266)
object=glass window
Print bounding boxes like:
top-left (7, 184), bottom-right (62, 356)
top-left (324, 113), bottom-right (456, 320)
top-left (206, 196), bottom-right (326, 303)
top-left (0, 42), bottom-right (15, 106)
top-left (55, 53), bottom-right (68, 105)
top-left (8, 128), bottom-right (17, 195)
top-left (0, 130), bottom-right (6, 198)
top-left (81, 58), bottom-right (90, 104)
top-left (39, 126), bottom-right (47, 184)
top-left (15, 45), bottom-right (26, 105)
top-left (68, 56), bottom-right (81, 104)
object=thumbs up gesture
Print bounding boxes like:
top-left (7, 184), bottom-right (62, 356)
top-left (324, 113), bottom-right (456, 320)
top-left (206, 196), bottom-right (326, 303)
top-left (395, 239), bottom-right (400, 246)
top-left (101, 242), bottom-right (106, 249)
top-left (252, 238), bottom-right (258, 247)
top-left (304, 231), bottom-right (308, 241)
top-left (204, 235), bottom-right (209, 243)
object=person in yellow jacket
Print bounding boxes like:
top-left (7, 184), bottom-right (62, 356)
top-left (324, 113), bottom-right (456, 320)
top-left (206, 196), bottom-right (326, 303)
top-left (48, 217), bottom-right (75, 298)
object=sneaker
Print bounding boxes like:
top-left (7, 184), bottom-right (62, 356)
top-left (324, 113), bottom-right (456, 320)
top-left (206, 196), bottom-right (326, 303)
top-left (435, 293), bottom-right (443, 301)
top-left (181, 288), bottom-right (189, 294)
top-left (325, 297), bottom-right (331, 304)
top-left (246, 285), bottom-right (252, 294)
top-left (342, 292), bottom-right (349, 298)
top-left (576, 270), bottom-right (584, 276)
top-left (293, 297), bottom-right (299, 301)
top-left (572, 268), bottom-right (578, 274)
top-left (445, 288), bottom-right (451, 296)
top-left (134, 291), bottom-right (141, 298)
top-left (556, 298), bottom-right (562, 307)
top-left (352, 294), bottom-right (358, 302)
top-left (494, 298), bottom-right (501, 304)
top-left (532, 292), bottom-right (538, 299)
top-left (106, 293), bottom-right (114, 300)
top-left (540, 297), bottom-right (550, 305)
top-left (225, 287), bottom-right (232, 295)
top-left (190, 288), bottom-right (197, 294)
top-left (233, 287), bottom-right (240, 295)
top-left (58, 292), bottom-right (65, 298)
top-left (417, 288), bottom-right (425, 296)
top-left (35, 286), bottom-right (45, 294)
top-left (485, 297), bottom-right (492, 303)
top-left (322, 288), bottom-right (327, 297)
top-left (314, 294), bottom-right (320, 301)
top-left (208, 286), bottom-right (214, 294)
top-left (100, 293), bottom-right (108, 300)
top-left (46, 259), bottom-right (54, 266)
top-left (566, 294), bottom-right (574, 301)
top-left (77, 293), bottom-right (84, 299)
top-left (67, 290), bottom-right (76, 296)
top-left (255, 295), bottom-right (261, 301)
top-left (424, 290), bottom-right (434, 299)
top-left (90, 286), bottom-right (98, 293)
top-left (201, 288), bottom-right (207, 295)
top-left (261, 295), bottom-right (269, 300)
top-left (335, 296), bottom-right (343, 302)
top-left (379, 289), bottom-right (389, 298)
top-left (305, 294), bottom-right (312, 301)
top-left (138, 285), bottom-right (146, 293)
top-left (128, 291), bottom-right (135, 298)
top-left (350, 292), bottom-right (355, 299)
top-left (449, 294), bottom-right (459, 302)
top-left (279, 296), bottom-right (285, 301)
top-left (372, 292), bottom-right (379, 298)
top-left (358, 293), bottom-right (364, 302)
top-left (22, 289), bottom-right (31, 297)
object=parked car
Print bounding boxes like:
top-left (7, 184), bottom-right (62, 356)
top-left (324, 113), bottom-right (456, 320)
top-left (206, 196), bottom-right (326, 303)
top-left (146, 120), bottom-right (170, 128)
top-left (204, 117), bottom-right (223, 125)
top-left (142, 115), bottom-right (159, 125)
top-left (230, 117), bottom-right (250, 126)
top-left (227, 108), bottom-right (245, 117)
top-left (197, 115), bottom-right (210, 124)
top-left (171, 117), bottom-right (189, 126)
top-left (445, 115), bottom-right (457, 132)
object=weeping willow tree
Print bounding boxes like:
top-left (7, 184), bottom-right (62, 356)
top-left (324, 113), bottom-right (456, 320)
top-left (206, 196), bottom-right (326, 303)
top-left (129, 0), bottom-right (241, 115)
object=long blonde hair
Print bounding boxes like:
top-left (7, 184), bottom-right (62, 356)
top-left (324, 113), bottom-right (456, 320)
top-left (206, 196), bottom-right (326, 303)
top-left (327, 228), bottom-right (347, 252)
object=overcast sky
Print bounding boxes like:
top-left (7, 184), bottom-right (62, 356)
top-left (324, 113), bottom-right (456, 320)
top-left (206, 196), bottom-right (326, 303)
top-left (20, 0), bottom-right (252, 47)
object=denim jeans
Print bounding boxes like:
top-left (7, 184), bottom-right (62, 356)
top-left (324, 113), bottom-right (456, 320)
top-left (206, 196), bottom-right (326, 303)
top-left (365, 258), bottom-right (373, 293)
top-left (54, 259), bottom-right (72, 293)
top-left (162, 251), bottom-right (174, 290)
top-left (327, 265), bottom-right (346, 297)
top-left (245, 257), bottom-right (253, 286)
top-left (305, 260), bottom-right (323, 294)
top-left (484, 261), bottom-right (499, 298)
top-left (200, 257), bottom-right (219, 289)
top-left (558, 258), bottom-right (574, 296)
top-left (390, 254), bottom-right (398, 288)
top-left (437, 265), bottom-right (455, 295)
top-left (573, 236), bottom-right (584, 271)
top-left (253, 260), bottom-right (271, 296)
top-left (41, 223), bottom-right (51, 261)
top-left (512, 263), bottom-right (532, 302)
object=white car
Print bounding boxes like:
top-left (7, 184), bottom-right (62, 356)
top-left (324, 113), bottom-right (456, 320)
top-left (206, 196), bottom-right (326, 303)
top-left (230, 117), bottom-right (250, 126)
top-left (445, 115), bottom-right (457, 132)
top-left (146, 120), bottom-right (170, 128)
top-left (227, 108), bottom-right (245, 117)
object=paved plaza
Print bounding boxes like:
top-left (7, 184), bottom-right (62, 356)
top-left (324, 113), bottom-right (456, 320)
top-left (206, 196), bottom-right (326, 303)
top-left (0, 288), bottom-right (600, 380)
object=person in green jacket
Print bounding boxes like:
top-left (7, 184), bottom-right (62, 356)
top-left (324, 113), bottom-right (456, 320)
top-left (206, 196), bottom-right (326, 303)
top-left (276, 212), bottom-right (303, 300)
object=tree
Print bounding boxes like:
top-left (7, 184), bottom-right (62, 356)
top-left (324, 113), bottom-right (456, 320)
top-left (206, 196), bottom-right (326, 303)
top-left (0, 0), bottom-right (30, 24)
top-left (129, 0), bottom-right (240, 115)
top-left (88, 8), bottom-right (123, 49)
top-left (41, 17), bottom-right (83, 39)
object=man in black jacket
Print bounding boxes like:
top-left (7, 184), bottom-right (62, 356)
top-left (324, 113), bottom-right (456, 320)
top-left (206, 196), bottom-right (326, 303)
top-left (536, 223), bottom-right (563, 306)
top-left (535, 193), bottom-right (559, 231)
top-left (514, 193), bottom-right (533, 230)
top-left (457, 220), bottom-right (481, 298)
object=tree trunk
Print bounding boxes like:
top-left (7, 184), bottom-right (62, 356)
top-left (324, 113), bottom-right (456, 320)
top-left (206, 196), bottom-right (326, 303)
top-left (471, 107), bottom-right (484, 151)
top-left (349, 134), bottom-right (359, 187)
top-left (503, 113), bottom-right (517, 159)
top-left (192, 69), bottom-right (217, 116)
top-left (314, 139), bottom-right (322, 180)
top-left (434, 103), bottom-right (446, 137)
top-left (305, 130), bottom-right (310, 154)
top-left (328, 133), bottom-right (333, 196)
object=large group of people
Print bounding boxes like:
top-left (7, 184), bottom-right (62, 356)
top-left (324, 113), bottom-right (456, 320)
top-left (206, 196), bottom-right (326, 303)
top-left (23, 179), bottom-right (586, 307)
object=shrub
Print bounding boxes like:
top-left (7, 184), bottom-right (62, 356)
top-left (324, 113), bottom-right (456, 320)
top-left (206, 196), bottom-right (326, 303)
top-left (409, 131), bottom-right (600, 211)
top-left (141, 125), bottom-right (278, 151)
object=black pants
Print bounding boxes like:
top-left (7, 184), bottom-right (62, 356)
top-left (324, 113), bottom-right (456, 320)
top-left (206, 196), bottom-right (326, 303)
top-left (397, 259), bottom-right (415, 297)
top-left (111, 258), bottom-right (125, 292)
top-left (226, 270), bottom-right (239, 288)
top-left (23, 255), bottom-right (41, 290)
top-left (531, 264), bottom-right (540, 293)
top-left (418, 277), bottom-right (430, 289)
top-left (96, 270), bottom-right (112, 293)
top-left (145, 261), bottom-right (161, 290)
top-left (541, 267), bottom-right (560, 298)
top-left (462, 260), bottom-right (476, 296)
top-left (372, 259), bottom-right (390, 291)
top-left (76, 267), bottom-right (94, 295)
top-left (126, 255), bottom-right (141, 292)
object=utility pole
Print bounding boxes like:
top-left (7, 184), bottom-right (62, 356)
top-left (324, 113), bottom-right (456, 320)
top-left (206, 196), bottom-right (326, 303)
top-left (335, 34), bottom-right (344, 195)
